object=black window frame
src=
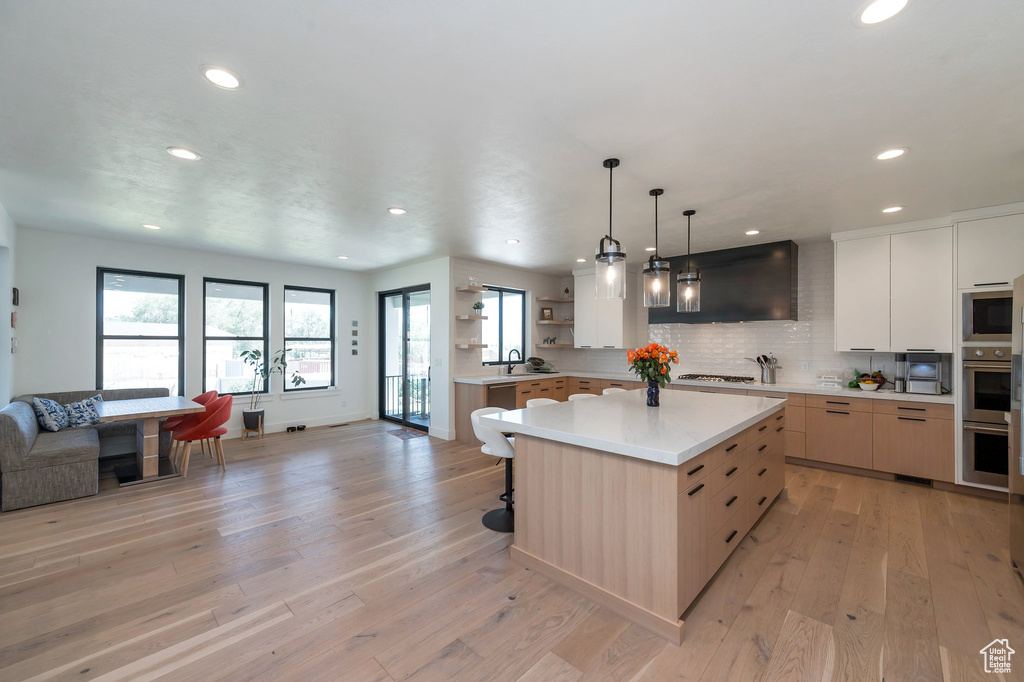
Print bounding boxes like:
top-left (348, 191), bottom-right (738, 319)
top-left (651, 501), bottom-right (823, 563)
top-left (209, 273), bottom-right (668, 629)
top-left (202, 277), bottom-right (270, 396)
top-left (480, 285), bottom-right (527, 366)
top-left (283, 285), bottom-right (336, 392)
top-left (96, 267), bottom-right (186, 395)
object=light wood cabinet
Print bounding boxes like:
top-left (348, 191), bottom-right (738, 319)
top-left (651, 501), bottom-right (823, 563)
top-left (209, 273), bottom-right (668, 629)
top-left (601, 378), bottom-right (641, 392)
top-left (573, 270), bottom-right (637, 349)
top-left (805, 406), bottom-right (873, 469)
top-left (785, 431), bottom-right (806, 458)
top-left (677, 479), bottom-right (708, 609)
top-left (957, 213), bottom-right (1024, 289)
top-left (568, 377), bottom-right (599, 395)
top-left (890, 227), bottom-right (953, 353)
top-left (872, 405), bottom-right (955, 482)
top-left (834, 235), bottom-right (891, 352)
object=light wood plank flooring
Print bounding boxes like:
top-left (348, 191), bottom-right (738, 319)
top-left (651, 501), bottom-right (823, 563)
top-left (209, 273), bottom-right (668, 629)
top-left (1, 421), bottom-right (1021, 681)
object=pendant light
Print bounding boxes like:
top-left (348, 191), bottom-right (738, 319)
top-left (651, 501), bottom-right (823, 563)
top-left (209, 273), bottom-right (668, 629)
top-left (642, 189), bottom-right (671, 308)
top-left (676, 209), bottom-right (701, 312)
top-left (594, 158), bottom-right (626, 299)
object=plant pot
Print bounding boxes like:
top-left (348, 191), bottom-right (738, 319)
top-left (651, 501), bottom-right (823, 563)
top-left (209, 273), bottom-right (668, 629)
top-left (242, 409), bottom-right (264, 432)
top-left (646, 381), bottom-right (660, 407)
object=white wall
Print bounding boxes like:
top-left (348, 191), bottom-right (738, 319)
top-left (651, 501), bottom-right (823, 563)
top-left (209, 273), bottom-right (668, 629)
top-left (368, 257), bottom-right (453, 439)
top-left (15, 228), bottom-right (371, 436)
top-left (0, 201), bottom-right (16, 404)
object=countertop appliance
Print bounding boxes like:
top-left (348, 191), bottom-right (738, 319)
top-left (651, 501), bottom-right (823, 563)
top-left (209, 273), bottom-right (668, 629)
top-left (676, 373), bottom-right (755, 383)
top-left (1008, 275), bottom-right (1024, 580)
top-left (524, 356), bottom-right (557, 373)
top-left (905, 354), bottom-right (943, 395)
top-left (963, 346), bottom-right (1011, 487)
top-left (964, 290), bottom-right (1013, 342)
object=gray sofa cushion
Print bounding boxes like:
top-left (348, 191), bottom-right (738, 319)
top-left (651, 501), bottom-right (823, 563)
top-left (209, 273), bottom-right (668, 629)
top-left (14, 387), bottom-right (170, 407)
top-left (0, 401), bottom-right (39, 473)
top-left (21, 429), bottom-right (99, 471)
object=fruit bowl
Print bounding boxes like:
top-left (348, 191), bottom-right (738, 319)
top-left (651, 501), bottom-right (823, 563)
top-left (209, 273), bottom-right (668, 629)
top-left (858, 381), bottom-right (880, 391)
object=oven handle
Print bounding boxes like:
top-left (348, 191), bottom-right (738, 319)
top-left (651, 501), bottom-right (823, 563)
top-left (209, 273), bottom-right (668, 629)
top-left (963, 362), bottom-right (1011, 370)
top-left (963, 422), bottom-right (1009, 435)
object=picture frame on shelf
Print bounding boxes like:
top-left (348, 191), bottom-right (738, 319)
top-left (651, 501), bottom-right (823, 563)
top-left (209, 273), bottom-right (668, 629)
top-left (541, 307), bottom-right (553, 321)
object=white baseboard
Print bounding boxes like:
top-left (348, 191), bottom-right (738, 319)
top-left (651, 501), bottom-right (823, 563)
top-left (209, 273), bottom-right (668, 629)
top-left (221, 411), bottom-right (372, 440)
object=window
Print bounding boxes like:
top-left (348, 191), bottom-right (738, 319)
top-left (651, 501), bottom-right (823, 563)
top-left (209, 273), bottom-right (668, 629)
top-left (284, 286), bottom-right (335, 390)
top-left (480, 286), bottom-right (525, 365)
top-left (97, 268), bottom-right (185, 395)
top-left (204, 279), bottom-right (268, 394)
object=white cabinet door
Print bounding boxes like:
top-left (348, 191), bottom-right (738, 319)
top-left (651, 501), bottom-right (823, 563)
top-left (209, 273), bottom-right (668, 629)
top-left (834, 236), bottom-right (890, 352)
top-left (890, 227), bottom-right (953, 353)
top-left (573, 274), bottom-right (598, 348)
top-left (596, 298), bottom-right (624, 348)
top-left (958, 214), bottom-right (1024, 289)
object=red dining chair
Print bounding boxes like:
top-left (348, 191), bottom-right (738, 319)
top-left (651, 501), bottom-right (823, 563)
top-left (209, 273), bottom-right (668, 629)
top-left (165, 391), bottom-right (217, 462)
top-left (172, 395), bottom-right (233, 477)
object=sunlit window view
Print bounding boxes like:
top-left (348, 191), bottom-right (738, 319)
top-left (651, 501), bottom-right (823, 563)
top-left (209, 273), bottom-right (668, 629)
top-left (204, 280), bottom-right (268, 394)
top-left (284, 286), bottom-right (334, 390)
top-left (381, 288), bottom-right (430, 429)
top-left (98, 269), bottom-right (184, 394)
top-left (480, 286), bottom-right (524, 365)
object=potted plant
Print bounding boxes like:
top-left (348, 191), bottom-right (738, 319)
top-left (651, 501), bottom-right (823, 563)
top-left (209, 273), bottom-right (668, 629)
top-left (626, 343), bottom-right (679, 407)
top-left (472, 301), bottom-right (485, 316)
top-left (239, 348), bottom-right (306, 435)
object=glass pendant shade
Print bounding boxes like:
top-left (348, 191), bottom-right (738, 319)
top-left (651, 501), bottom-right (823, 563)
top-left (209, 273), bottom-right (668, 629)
top-left (643, 258), bottom-right (671, 308)
top-left (676, 270), bottom-right (701, 313)
top-left (595, 237), bottom-right (627, 299)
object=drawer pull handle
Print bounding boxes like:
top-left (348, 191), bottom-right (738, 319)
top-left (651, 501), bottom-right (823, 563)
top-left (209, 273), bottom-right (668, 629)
top-left (849, 348), bottom-right (875, 351)
top-left (826, 410), bottom-right (850, 415)
top-left (687, 463), bottom-right (705, 476)
top-left (726, 530), bottom-right (738, 544)
top-left (897, 406), bottom-right (925, 412)
top-left (726, 466), bottom-right (738, 477)
top-left (898, 416), bottom-right (927, 422)
top-left (776, 414), bottom-right (784, 421)
top-left (974, 281), bottom-right (1009, 287)
top-left (758, 468), bottom-right (767, 477)
top-left (726, 495), bottom-right (738, 507)
top-left (776, 426), bottom-right (784, 432)
top-left (758, 444), bottom-right (768, 452)
top-left (687, 483), bottom-right (705, 496)
top-left (906, 349), bottom-right (935, 352)
top-left (826, 400), bottom-right (850, 405)
top-left (758, 425), bottom-right (768, 432)
top-left (725, 443), bottom-right (739, 452)
top-left (758, 495), bottom-right (768, 506)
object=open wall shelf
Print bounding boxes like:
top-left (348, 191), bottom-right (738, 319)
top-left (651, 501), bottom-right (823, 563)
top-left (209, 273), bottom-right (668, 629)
top-left (455, 314), bottom-right (488, 321)
top-left (536, 320), bottom-right (573, 325)
top-left (456, 286), bottom-right (489, 293)
top-left (536, 296), bottom-right (574, 303)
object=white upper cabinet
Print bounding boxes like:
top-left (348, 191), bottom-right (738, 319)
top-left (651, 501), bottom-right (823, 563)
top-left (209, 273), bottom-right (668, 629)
top-left (890, 227), bottom-right (953, 353)
top-left (834, 235), bottom-right (890, 352)
top-left (573, 271), bottom-right (637, 349)
top-left (957, 213), bottom-right (1024, 289)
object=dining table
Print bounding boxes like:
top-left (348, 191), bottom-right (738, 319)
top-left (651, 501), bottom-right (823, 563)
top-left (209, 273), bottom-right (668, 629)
top-left (96, 396), bottom-right (205, 486)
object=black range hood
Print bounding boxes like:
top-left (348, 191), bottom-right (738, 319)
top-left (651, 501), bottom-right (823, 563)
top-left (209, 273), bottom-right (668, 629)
top-left (648, 240), bottom-right (798, 324)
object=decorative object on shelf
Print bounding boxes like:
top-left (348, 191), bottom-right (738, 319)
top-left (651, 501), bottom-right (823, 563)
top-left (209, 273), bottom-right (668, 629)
top-left (676, 209), bottom-right (701, 312)
top-left (468, 276), bottom-right (480, 288)
top-left (472, 301), bottom-right (485, 315)
top-left (540, 307), bottom-right (553, 321)
top-left (563, 287), bottom-right (570, 297)
top-left (643, 189), bottom-right (671, 308)
top-left (594, 158), bottom-right (626, 300)
top-left (239, 348), bottom-right (306, 437)
top-left (626, 343), bottom-right (679, 407)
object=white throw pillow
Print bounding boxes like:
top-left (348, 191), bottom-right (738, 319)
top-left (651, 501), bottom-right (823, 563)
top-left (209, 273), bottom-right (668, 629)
top-left (33, 397), bottom-right (69, 432)
top-left (64, 394), bottom-right (103, 428)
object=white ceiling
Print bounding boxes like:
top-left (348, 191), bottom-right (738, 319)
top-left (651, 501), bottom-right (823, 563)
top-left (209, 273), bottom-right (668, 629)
top-left (0, 1), bottom-right (1022, 274)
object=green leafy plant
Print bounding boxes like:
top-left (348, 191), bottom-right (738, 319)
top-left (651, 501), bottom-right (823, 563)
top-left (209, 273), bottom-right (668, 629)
top-left (239, 349), bottom-right (306, 410)
top-left (472, 301), bottom-right (485, 311)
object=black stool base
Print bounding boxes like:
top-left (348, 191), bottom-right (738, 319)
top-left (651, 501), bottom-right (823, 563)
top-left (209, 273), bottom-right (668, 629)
top-left (482, 507), bottom-right (514, 533)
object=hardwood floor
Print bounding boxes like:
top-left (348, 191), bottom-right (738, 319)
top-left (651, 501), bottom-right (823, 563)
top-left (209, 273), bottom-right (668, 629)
top-left (0, 420), bottom-right (1021, 681)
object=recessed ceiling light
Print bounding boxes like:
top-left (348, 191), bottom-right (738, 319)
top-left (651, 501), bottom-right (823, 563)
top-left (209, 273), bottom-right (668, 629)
top-left (387, 207), bottom-right (407, 215)
top-left (882, 206), bottom-right (904, 213)
top-left (142, 224), bottom-right (162, 230)
top-left (745, 230), bottom-right (760, 236)
top-left (857, 0), bottom-right (908, 25)
top-left (576, 258), bottom-right (586, 263)
top-left (645, 246), bottom-right (657, 252)
top-left (202, 66), bottom-right (242, 89)
top-left (876, 147), bottom-right (908, 160)
top-left (167, 147), bottom-right (200, 161)
top-left (506, 239), bottom-right (519, 245)
top-left (337, 255), bottom-right (349, 260)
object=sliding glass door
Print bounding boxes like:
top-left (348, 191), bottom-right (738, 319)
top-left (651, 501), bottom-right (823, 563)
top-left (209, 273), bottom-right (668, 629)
top-left (379, 286), bottom-right (431, 430)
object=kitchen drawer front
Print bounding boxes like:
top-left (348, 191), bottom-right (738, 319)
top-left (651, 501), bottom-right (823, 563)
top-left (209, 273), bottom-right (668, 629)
top-left (704, 431), bottom-right (749, 473)
top-left (871, 400), bottom-right (953, 420)
top-left (785, 430), bottom-right (806, 458)
top-left (806, 395), bottom-right (873, 413)
top-left (568, 378), bottom-right (598, 394)
top-left (678, 452), bottom-right (712, 488)
top-left (872, 413), bottom-right (955, 482)
top-left (536, 386), bottom-right (555, 400)
top-left (601, 379), bottom-right (637, 391)
top-left (553, 386), bottom-right (569, 402)
top-left (708, 504), bottom-right (752, 575)
top-left (707, 473), bottom-right (747, 536)
top-left (515, 389), bottom-right (537, 409)
top-left (521, 379), bottom-right (548, 390)
top-left (678, 478), bottom-right (709, 613)
top-left (749, 469), bottom-right (784, 527)
top-left (805, 407), bottom-right (873, 469)
top-left (706, 453), bottom-right (746, 498)
top-left (785, 405), bottom-right (806, 432)
top-left (747, 449), bottom-right (783, 497)
top-left (750, 412), bottom-right (783, 441)
top-left (758, 391), bottom-right (806, 407)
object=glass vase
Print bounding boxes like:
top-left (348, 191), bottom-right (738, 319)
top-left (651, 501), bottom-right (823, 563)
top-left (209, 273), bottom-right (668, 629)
top-left (647, 380), bottom-right (660, 407)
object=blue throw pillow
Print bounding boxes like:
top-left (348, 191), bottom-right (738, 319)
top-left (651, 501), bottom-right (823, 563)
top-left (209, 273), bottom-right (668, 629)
top-left (64, 394), bottom-right (103, 428)
top-left (33, 397), bottom-right (69, 432)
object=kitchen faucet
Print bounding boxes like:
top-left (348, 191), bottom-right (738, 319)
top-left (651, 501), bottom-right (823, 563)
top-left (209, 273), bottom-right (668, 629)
top-left (507, 348), bottom-right (521, 374)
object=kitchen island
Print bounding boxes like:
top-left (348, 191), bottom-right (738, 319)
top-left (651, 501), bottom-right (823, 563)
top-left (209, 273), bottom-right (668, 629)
top-left (482, 389), bottom-right (786, 645)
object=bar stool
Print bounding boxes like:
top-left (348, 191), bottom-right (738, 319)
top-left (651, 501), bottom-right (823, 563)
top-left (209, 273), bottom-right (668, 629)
top-left (568, 393), bottom-right (597, 401)
top-left (471, 407), bottom-right (515, 533)
top-left (526, 398), bottom-right (558, 407)
top-left (602, 388), bottom-right (627, 395)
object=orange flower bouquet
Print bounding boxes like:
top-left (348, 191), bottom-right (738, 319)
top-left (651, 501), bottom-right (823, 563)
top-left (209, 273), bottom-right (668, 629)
top-left (626, 343), bottom-right (679, 406)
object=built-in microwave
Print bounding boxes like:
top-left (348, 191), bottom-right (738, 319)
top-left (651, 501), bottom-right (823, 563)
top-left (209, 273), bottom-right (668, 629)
top-left (963, 290), bottom-right (1013, 342)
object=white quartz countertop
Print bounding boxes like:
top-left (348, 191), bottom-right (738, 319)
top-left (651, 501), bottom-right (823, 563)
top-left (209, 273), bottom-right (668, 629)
top-left (481, 389), bottom-right (785, 467)
top-left (454, 370), bottom-right (954, 404)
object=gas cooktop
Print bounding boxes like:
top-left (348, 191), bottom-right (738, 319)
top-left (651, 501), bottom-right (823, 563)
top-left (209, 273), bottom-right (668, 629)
top-left (676, 373), bottom-right (756, 384)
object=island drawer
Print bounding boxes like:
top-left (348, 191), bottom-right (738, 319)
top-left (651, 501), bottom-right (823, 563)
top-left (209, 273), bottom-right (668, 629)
top-left (748, 470), bottom-right (784, 528)
top-left (678, 452), bottom-right (712, 487)
top-left (747, 449), bottom-right (783, 497)
top-left (705, 452), bottom-right (746, 498)
top-left (705, 431), bottom-right (748, 473)
top-left (759, 392), bottom-right (806, 407)
top-left (708, 504), bottom-right (752, 575)
top-left (806, 395), bottom-right (873, 413)
top-left (707, 473), bottom-right (747, 536)
top-left (747, 428), bottom-right (783, 469)
top-left (871, 400), bottom-right (953, 419)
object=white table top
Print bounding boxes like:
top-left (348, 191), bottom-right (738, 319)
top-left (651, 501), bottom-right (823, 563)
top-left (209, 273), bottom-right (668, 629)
top-left (96, 396), bottom-right (204, 422)
top-left (481, 389), bottom-right (785, 467)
